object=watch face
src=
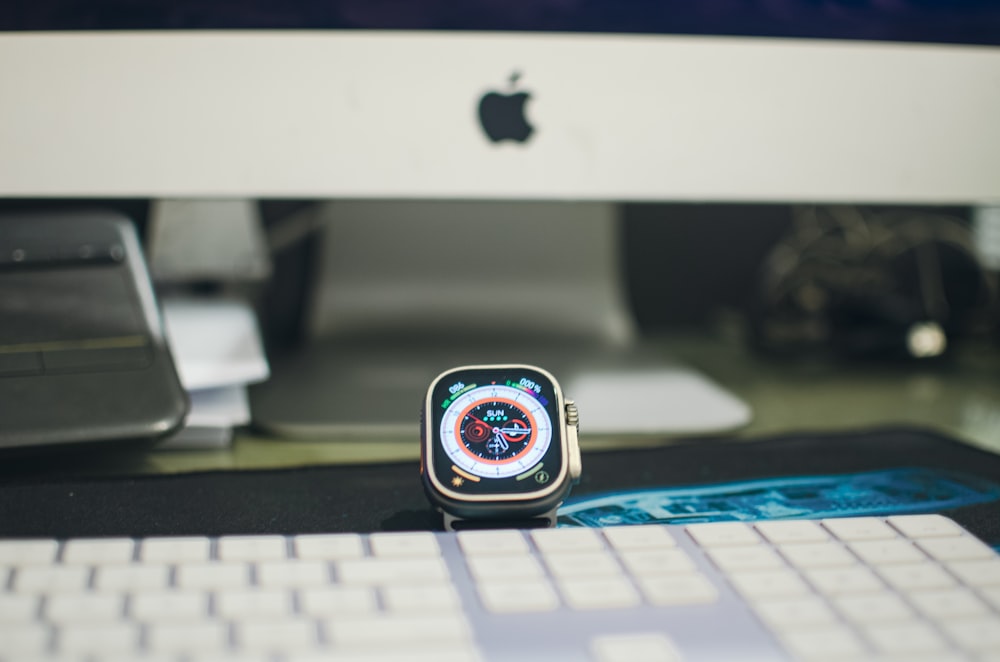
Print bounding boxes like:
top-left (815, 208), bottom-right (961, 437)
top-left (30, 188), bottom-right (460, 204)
top-left (426, 365), bottom-right (565, 498)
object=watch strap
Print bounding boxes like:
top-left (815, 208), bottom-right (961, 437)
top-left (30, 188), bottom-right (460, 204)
top-left (442, 508), bottom-right (558, 532)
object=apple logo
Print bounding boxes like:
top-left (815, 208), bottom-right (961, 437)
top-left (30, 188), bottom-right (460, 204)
top-left (477, 72), bottom-right (534, 144)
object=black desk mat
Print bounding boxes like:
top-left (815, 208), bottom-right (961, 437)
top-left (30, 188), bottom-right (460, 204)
top-left (2, 427), bottom-right (999, 545)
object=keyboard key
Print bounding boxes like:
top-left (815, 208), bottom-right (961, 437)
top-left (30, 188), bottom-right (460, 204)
top-left (544, 551), bottom-right (623, 579)
top-left (215, 588), bottom-right (294, 618)
top-left (326, 614), bottom-right (472, 648)
top-left (466, 554), bottom-right (545, 581)
top-left (457, 530), bottom-right (529, 556)
top-left (804, 566), bottom-right (884, 595)
top-left (780, 625), bottom-right (866, 659)
top-left (235, 619), bottom-right (318, 652)
top-left (823, 517), bottom-right (898, 541)
top-left (94, 563), bottom-right (170, 591)
top-left (779, 542), bottom-right (857, 568)
top-left (61, 538), bottom-right (134, 565)
top-left (558, 576), bottom-right (641, 610)
top-left (140, 536), bottom-right (211, 563)
top-left (686, 522), bottom-right (760, 547)
top-left (0, 594), bottom-right (38, 623)
top-left (753, 596), bottom-right (838, 630)
top-left (298, 586), bottom-right (377, 616)
top-left (45, 593), bottom-right (125, 622)
top-left (848, 540), bottom-right (926, 565)
top-left (917, 536), bottom-right (997, 562)
top-left (57, 622), bottom-right (139, 655)
top-left (130, 590), bottom-right (209, 621)
top-left (863, 620), bottom-right (949, 655)
top-left (832, 593), bottom-right (915, 624)
top-left (755, 520), bottom-right (830, 545)
top-left (13, 565), bottom-right (90, 593)
top-left (336, 558), bottom-right (449, 585)
top-left (946, 559), bottom-right (1000, 586)
top-left (382, 584), bottom-right (461, 612)
top-left (175, 562), bottom-right (250, 590)
top-left (728, 569), bottom-right (811, 599)
top-left (477, 580), bottom-right (560, 613)
top-left (873, 653), bottom-right (974, 662)
top-left (101, 655), bottom-right (187, 662)
top-left (590, 633), bottom-right (681, 662)
top-left (941, 617), bottom-right (1000, 652)
top-left (217, 535), bottom-right (288, 562)
top-left (147, 622), bottom-right (230, 653)
top-left (256, 560), bottom-right (329, 588)
top-left (618, 549), bottom-right (696, 577)
top-left (289, 645), bottom-right (483, 662)
top-left (369, 532), bottom-right (440, 558)
top-left (602, 526), bottom-right (677, 551)
top-left (294, 534), bottom-right (364, 560)
top-left (981, 586), bottom-right (1000, 610)
top-left (707, 546), bottom-right (785, 572)
top-left (888, 514), bottom-right (964, 539)
top-left (0, 539), bottom-right (59, 565)
top-left (531, 528), bottom-right (604, 553)
top-left (876, 562), bottom-right (956, 591)
top-left (637, 574), bottom-right (718, 606)
top-left (908, 587), bottom-right (991, 620)
top-left (0, 623), bottom-right (50, 655)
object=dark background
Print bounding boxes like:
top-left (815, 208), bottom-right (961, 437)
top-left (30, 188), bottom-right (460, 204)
top-left (3, 0), bottom-right (1000, 46)
top-left (0, 199), bottom-right (974, 337)
top-left (1, 429), bottom-right (998, 546)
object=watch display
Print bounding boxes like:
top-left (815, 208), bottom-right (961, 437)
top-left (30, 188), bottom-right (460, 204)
top-left (424, 365), bottom-right (567, 499)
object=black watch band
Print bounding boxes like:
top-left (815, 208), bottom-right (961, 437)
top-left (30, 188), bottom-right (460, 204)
top-left (442, 509), bottom-right (558, 532)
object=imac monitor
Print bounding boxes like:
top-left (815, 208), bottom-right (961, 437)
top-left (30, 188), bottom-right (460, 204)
top-left (2, 2), bottom-right (999, 438)
top-left (2, 2), bottom-right (999, 201)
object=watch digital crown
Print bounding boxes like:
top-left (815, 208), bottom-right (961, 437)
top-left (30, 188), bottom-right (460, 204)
top-left (564, 398), bottom-right (582, 481)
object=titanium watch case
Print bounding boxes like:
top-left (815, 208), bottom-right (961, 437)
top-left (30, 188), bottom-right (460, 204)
top-left (421, 364), bottom-right (582, 529)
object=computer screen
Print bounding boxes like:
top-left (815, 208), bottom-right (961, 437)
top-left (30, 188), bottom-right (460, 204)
top-left (2, 1), bottom-right (999, 202)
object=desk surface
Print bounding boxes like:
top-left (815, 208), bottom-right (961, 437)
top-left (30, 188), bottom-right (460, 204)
top-left (114, 332), bottom-right (1000, 477)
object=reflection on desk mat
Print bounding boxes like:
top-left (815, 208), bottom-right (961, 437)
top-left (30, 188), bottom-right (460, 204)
top-left (1, 427), bottom-right (999, 546)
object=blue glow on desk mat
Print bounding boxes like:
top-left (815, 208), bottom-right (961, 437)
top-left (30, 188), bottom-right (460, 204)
top-left (557, 468), bottom-right (1000, 534)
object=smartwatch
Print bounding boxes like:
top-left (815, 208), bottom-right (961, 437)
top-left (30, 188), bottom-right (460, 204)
top-left (421, 364), bottom-right (582, 531)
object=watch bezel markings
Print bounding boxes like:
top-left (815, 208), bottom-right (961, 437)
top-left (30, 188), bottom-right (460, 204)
top-left (423, 364), bottom-right (571, 504)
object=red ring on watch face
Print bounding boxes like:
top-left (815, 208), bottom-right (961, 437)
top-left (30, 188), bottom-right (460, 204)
top-left (454, 397), bottom-right (538, 466)
top-left (463, 419), bottom-right (492, 443)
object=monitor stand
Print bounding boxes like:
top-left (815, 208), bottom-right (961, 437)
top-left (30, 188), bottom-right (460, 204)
top-left (250, 201), bottom-right (750, 439)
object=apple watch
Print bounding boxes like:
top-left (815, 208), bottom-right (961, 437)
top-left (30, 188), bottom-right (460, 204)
top-left (421, 364), bottom-right (582, 531)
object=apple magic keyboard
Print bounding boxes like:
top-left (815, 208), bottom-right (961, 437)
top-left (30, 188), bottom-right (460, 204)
top-left (2, 515), bottom-right (999, 661)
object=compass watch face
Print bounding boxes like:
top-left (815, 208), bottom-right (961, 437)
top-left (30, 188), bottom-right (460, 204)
top-left (425, 365), bottom-right (566, 498)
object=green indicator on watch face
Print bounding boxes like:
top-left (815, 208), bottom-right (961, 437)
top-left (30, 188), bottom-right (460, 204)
top-left (441, 382), bottom-right (477, 409)
top-left (516, 463), bottom-right (544, 481)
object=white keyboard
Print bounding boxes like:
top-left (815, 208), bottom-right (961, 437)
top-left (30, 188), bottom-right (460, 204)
top-left (2, 515), bottom-right (999, 662)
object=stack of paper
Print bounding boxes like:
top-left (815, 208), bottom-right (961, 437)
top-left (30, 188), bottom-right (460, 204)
top-left (159, 298), bottom-right (270, 449)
